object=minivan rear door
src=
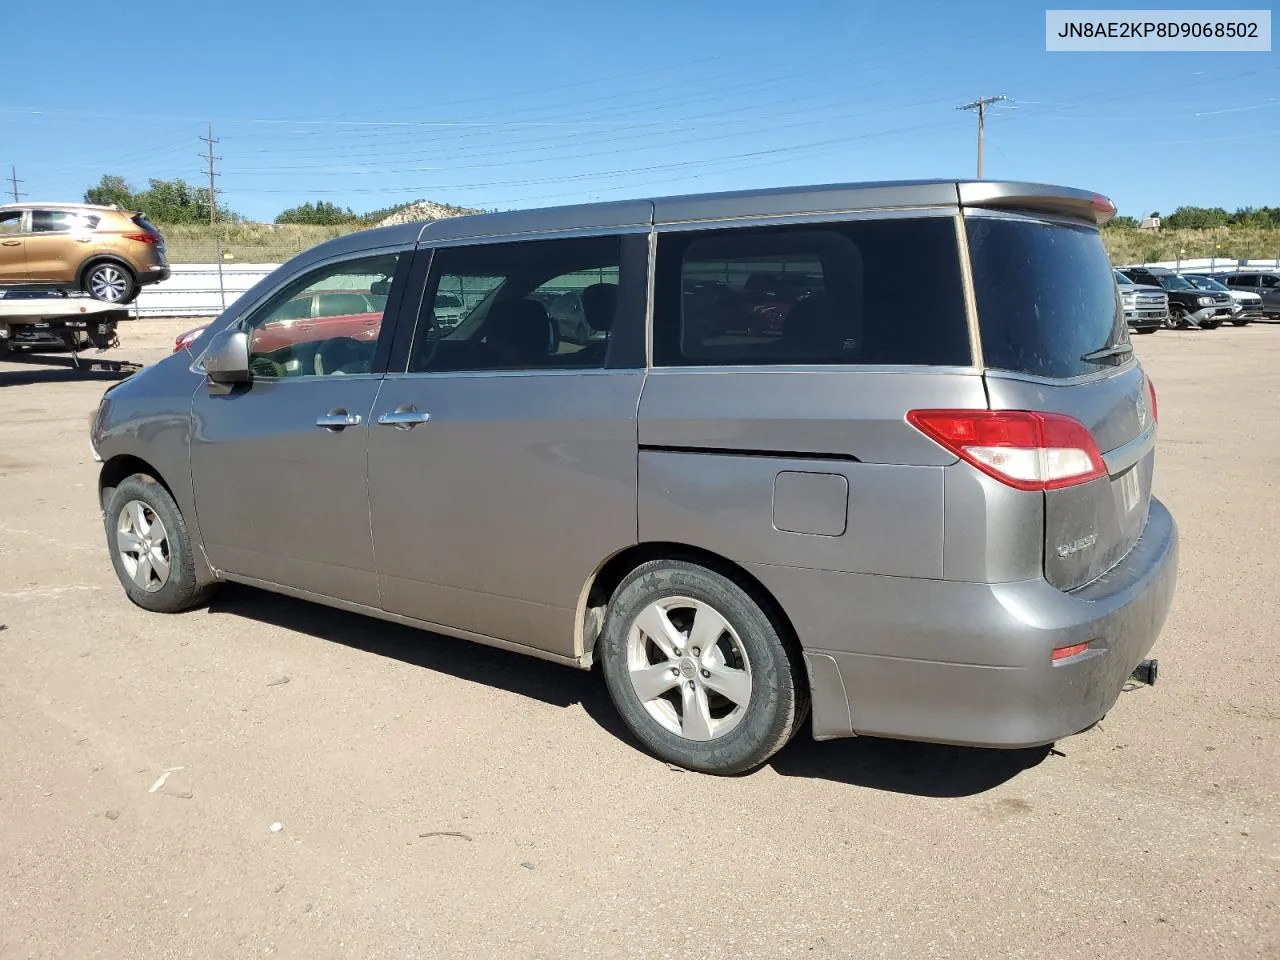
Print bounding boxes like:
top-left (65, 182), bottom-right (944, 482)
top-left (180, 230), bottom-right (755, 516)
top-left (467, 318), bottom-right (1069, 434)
top-left (966, 212), bottom-right (1156, 591)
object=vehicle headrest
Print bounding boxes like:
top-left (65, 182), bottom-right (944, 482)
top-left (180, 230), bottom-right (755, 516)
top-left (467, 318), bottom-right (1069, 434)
top-left (487, 299), bottom-right (552, 360)
top-left (581, 283), bottom-right (619, 332)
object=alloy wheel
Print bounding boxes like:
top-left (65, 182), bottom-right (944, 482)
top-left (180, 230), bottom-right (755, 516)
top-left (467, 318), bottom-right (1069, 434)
top-left (115, 500), bottom-right (171, 593)
top-left (626, 596), bottom-right (753, 741)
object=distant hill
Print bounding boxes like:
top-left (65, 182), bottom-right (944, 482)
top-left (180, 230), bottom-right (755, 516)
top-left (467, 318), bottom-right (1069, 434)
top-left (365, 199), bottom-right (484, 227)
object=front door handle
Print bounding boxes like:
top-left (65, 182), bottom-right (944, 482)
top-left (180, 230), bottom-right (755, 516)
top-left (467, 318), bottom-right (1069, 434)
top-left (316, 409), bottom-right (361, 430)
top-left (0, 239), bottom-right (20, 246)
top-left (377, 406), bottom-right (431, 430)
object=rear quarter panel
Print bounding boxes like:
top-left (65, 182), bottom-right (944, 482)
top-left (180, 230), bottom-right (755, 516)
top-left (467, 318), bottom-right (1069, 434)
top-left (637, 368), bottom-right (986, 579)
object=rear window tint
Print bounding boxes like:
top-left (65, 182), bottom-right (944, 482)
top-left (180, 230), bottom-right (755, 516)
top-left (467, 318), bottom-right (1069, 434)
top-left (653, 218), bottom-right (970, 367)
top-left (131, 214), bottom-right (161, 235)
top-left (967, 217), bottom-right (1125, 379)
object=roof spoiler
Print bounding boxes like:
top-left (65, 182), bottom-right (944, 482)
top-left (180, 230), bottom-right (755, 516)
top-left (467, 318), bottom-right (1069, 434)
top-left (958, 181), bottom-right (1116, 225)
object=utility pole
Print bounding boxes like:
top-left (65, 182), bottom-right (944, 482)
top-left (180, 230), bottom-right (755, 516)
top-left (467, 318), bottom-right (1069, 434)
top-left (9, 166), bottom-right (23, 203)
top-left (956, 95), bottom-right (1007, 179)
top-left (199, 122), bottom-right (221, 225)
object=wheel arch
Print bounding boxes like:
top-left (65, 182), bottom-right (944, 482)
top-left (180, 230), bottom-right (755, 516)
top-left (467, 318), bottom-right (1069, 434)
top-left (77, 255), bottom-right (138, 289)
top-left (98, 454), bottom-right (175, 512)
top-left (575, 541), bottom-right (802, 666)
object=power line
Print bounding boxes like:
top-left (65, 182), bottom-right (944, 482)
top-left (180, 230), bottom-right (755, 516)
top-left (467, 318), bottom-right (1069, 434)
top-left (199, 122), bottom-right (220, 226)
top-left (9, 165), bottom-right (22, 202)
top-left (956, 95), bottom-right (1007, 179)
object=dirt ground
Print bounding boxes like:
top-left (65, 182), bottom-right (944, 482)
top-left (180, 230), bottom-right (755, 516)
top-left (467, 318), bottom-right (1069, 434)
top-left (1, 318), bottom-right (1276, 959)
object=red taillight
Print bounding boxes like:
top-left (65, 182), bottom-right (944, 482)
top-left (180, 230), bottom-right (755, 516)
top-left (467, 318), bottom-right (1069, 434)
top-left (1090, 193), bottom-right (1116, 221)
top-left (1146, 376), bottom-right (1158, 424)
top-left (174, 327), bottom-right (205, 353)
top-left (907, 410), bottom-right (1107, 492)
top-left (123, 232), bottom-right (160, 244)
top-left (1051, 641), bottom-right (1091, 662)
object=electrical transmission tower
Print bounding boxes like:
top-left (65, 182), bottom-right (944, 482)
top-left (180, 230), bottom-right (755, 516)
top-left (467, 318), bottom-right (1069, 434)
top-left (199, 122), bottom-right (221, 225)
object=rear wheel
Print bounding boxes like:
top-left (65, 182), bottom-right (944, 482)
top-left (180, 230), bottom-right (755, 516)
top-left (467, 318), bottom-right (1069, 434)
top-left (105, 475), bottom-right (215, 613)
top-left (83, 262), bottom-right (138, 304)
top-left (599, 559), bottom-right (808, 774)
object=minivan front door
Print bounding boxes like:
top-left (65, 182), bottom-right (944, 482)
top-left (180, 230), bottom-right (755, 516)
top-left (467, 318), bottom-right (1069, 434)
top-left (191, 378), bottom-right (384, 605)
top-left (367, 232), bottom-right (647, 659)
top-left (189, 249), bottom-right (409, 607)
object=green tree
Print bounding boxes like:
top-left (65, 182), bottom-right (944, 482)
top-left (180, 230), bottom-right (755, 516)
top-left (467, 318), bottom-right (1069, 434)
top-left (84, 174), bottom-right (135, 208)
top-left (83, 174), bottom-right (240, 223)
top-left (1105, 215), bottom-right (1140, 230)
top-left (1164, 206), bottom-right (1230, 229)
top-left (275, 200), bottom-right (359, 225)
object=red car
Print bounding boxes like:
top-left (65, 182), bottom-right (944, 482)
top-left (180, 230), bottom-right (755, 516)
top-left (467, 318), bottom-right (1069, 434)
top-left (174, 290), bottom-right (387, 354)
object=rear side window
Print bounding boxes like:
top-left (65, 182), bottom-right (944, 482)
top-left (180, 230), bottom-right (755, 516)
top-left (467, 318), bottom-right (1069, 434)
top-left (967, 217), bottom-right (1125, 380)
top-left (30, 211), bottom-right (75, 232)
top-left (653, 218), bottom-right (970, 367)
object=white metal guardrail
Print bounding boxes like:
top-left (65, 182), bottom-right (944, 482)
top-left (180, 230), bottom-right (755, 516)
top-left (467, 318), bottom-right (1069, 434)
top-left (1131, 257), bottom-right (1280, 272)
top-left (131, 263), bottom-right (280, 318)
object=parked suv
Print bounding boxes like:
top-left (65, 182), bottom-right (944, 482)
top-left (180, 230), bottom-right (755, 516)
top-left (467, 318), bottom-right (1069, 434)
top-left (1214, 271), bottom-right (1280, 319)
top-left (1113, 269), bottom-right (1167, 333)
top-left (0, 202), bottom-right (169, 303)
top-left (1182, 273), bottom-right (1260, 324)
top-left (91, 180), bottom-right (1177, 775)
top-left (1119, 266), bottom-right (1233, 329)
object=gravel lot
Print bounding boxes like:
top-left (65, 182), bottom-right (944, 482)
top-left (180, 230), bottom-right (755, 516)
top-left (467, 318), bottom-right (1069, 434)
top-left (1, 319), bottom-right (1276, 959)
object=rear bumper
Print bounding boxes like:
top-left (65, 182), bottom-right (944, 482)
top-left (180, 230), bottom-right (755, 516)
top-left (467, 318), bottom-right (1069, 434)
top-left (752, 497), bottom-right (1179, 748)
top-left (139, 264), bottom-right (171, 284)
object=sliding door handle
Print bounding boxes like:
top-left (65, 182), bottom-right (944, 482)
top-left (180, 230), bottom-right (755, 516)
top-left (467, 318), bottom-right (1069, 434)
top-left (377, 407), bottom-right (431, 430)
top-left (316, 410), bottom-right (361, 429)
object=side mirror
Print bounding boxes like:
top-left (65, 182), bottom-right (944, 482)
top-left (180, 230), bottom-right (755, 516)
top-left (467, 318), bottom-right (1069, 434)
top-left (204, 328), bottom-right (250, 384)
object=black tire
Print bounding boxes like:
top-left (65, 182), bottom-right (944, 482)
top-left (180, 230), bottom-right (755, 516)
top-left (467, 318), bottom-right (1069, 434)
top-left (1167, 307), bottom-right (1191, 329)
top-left (599, 559), bottom-right (808, 775)
top-left (1232, 319), bottom-right (1250, 326)
top-left (82, 261), bottom-right (138, 304)
top-left (1134, 327), bottom-right (1158, 334)
top-left (0, 339), bottom-right (9, 359)
top-left (1202, 319), bottom-right (1221, 330)
top-left (104, 474), bottom-right (215, 613)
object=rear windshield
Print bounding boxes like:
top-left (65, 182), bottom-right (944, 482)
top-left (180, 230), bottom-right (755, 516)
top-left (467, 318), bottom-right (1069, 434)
top-left (967, 217), bottom-right (1126, 379)
top-left (131, 214), bottom-right (162, 235)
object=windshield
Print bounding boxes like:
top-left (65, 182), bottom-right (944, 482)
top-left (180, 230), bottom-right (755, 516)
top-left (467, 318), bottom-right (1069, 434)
top-left (1157, 274), bottom-right (1194, 291)
top-left (1185, 275), bottom-right (1227, 292)
top-left (1114, 270), bottom-right (1135, 287)
top-left (968, 217), bottom-right (1127, 378)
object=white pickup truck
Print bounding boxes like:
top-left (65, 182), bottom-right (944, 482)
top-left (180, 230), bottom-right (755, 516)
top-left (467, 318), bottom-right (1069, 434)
top-left (0, 294), bottom-right (127, 359)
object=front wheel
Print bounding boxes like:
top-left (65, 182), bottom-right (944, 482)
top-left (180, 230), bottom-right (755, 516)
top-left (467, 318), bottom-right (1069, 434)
top-left (83, 262), bottom-right (138, 304)
top-left (599, 559), bottom-right (808, 774)
top-left (105, 474), bottom-right (215, 613)
top-left (1232, 319), bottom-right (1250, 326)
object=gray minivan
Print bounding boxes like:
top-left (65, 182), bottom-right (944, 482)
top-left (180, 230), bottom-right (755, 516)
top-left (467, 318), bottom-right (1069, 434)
top-left (90, 180), bottom-right (1178, 774)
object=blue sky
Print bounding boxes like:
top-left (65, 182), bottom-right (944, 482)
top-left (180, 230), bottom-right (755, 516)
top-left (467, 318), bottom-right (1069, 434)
top-left (3, 0), bottom-right (1276, 221)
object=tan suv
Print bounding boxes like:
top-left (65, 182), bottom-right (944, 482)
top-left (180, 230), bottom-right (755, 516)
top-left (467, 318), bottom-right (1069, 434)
top-left (0, 202), bottom-right (169, 303)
